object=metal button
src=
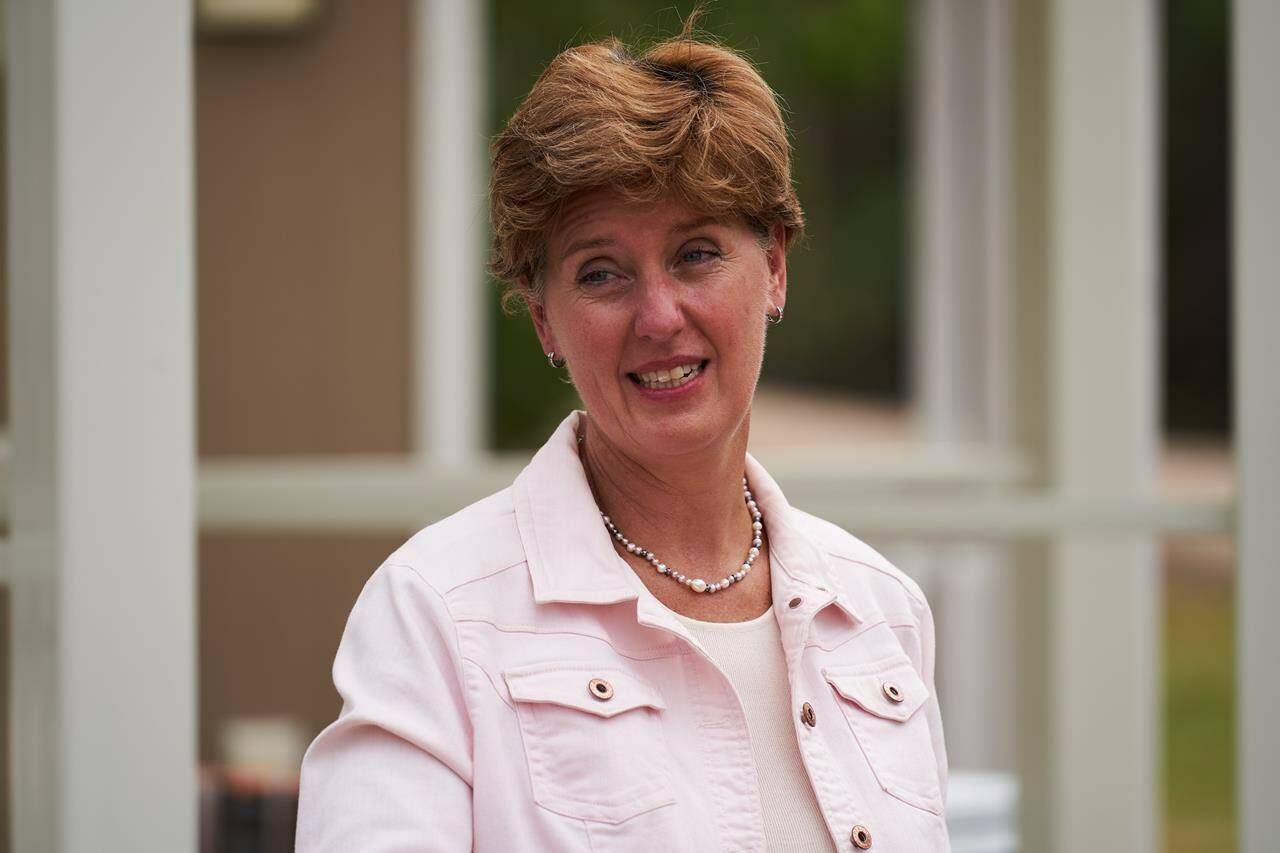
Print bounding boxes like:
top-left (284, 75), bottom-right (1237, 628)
top-left (850, 824), bottom-right (872, 849)
top-left (800, 702), bottom-right (816, 727)
top-left (882, 682), bottom-right (904, 703)
top-left (788, 596), bottom-right (803, 608)
top-left (588, 678), bottom-right (614, 701)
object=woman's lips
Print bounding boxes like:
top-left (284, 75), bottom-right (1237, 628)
top-left (627, 359), bottom-right (709, 398)
top-left (628, 359), bottom-right (708, 390)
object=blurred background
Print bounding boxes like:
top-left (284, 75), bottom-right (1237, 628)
top-left (1, 0), bottom-right (1269, 852)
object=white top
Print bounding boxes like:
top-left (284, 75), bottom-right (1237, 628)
top-left (672, 606), bottom-right (838, 852)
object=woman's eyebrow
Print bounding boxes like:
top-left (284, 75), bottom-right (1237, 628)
top-left (670, 215), bottom-right (720, 234)
top-left (559, 236), bottom-right (614, 262)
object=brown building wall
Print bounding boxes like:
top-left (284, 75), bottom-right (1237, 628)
top-left (198, 532), bottom-right (403, 763)
top-left (196, 0), bottom-right (411, 458)
top-left (195, 0), bottom-right (413, 764)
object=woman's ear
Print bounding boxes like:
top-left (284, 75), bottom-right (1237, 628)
top-left (766, 222), bottom-right (788, 314)
top-left (525, 291), bottom-right (557, 357)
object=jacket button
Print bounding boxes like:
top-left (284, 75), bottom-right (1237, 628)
top-left (588, 678), bottom-right (614, 701)
top-left (800, 702), bottom-right (816, 727)
top-left (850, 824), bottom-right (872, 849)
top-left (882, 681), bottom-right (904, 703)
top-left (788, 596), bottom-right (803, 608)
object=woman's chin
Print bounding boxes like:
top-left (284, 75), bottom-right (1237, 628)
top-left (585, 372), bottom-right (750, 461)
top-left (627, 406), bottom-right (749, 463)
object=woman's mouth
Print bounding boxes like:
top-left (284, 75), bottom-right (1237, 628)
top-left (628, 360), bottom-right (708, 390)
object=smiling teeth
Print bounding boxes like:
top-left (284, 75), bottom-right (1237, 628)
top-left (635, 362), bottom-right (702, 389)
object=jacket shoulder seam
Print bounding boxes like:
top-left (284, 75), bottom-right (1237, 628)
top-left (824, 551), bottom-right (928, 611)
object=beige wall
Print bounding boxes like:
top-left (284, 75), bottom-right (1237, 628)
top-left (195, 0), bottom-right (413, 763)
top-left (196, 0), bottom-right (411, 458)
top-left (198, 533), bottom-right (403, 762)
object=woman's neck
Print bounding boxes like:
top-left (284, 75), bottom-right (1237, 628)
top-left (577, 414), bottom-right (755, 576)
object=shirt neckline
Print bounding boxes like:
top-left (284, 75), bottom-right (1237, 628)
top-left (669, 604), bottom-right (777, 633)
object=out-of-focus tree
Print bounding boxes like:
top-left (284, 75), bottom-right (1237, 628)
top-left (1163, 0), bottom-right (1230, 435)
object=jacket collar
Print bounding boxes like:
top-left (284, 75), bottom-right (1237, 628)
top-left (512, 411), bottom-right (861, 624)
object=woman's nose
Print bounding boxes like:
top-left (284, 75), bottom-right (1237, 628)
top-left (631, 275), bottom-right (685, 341)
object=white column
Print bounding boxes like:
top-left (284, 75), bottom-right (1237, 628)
top-left (411, 0), bottom-right (488, 463)
top-left (7, 1), bottom-right (196, 849)
top-left (1036, 1), bottom-right (1161, 850)
top-left (912, 0), bottom-right (1016, 773)
top-left (915, 0), bottom-right (1011, 446)
top-left (1233, 2), bottom-right (1280, 850)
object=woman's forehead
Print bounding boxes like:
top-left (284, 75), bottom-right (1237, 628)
top-left (550, 189), bottom-right (728, 253)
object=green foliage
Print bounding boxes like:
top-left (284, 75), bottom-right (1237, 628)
top-left (1164, 569), bottom-right (1235, 852)
top-left (486, 1), bottom-right (911, 448)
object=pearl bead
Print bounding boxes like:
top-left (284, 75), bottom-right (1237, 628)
top-left (752, 521), bottom-right (763, 531)
top-left (690, 579), bottom-right (707, 593)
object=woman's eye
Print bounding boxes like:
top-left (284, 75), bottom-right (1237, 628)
top-left (578, 268), bottom-right (613, 285)
top-left (680, 247), bottom-right (719, 264)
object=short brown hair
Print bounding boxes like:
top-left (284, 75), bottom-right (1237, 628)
top-left (488, 22), bottom-right (805, 308)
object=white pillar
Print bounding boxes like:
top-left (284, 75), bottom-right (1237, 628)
top-left (1033, 1), bottom-right (1161, 850)
top-left (411, 0), bottom-right (488, 463)
top-left (7, 1), bottom-right (196, 849)
top-left (915, 0), bottom-right (1011, 447)
top-left (913, 0), bottom-right (1016, 773)
top-left (1233, 2), bottom-right (1280, 850)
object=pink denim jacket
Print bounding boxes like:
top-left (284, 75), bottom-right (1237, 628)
top-left (297, 412), bottom-right (950, 851)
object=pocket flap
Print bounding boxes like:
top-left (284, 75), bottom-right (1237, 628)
top-left (503, 662), bottom-right (667, 718)
top-left (823, 657), bottom-right (929, 722)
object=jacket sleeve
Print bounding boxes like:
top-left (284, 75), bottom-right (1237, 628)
top-left (296, 561), bottom-right (474, 852)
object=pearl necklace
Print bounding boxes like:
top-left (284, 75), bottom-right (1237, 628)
top-left (600, 477), bottom-right (763, 594)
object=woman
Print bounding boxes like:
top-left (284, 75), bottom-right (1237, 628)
top-left (298, 26), bottom-right (949, 853)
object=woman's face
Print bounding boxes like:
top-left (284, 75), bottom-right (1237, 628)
top-left (529, 188), bottom-right (787, 464)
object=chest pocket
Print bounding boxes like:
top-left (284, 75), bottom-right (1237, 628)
top-left (823, 656), bottom-right (944, 815)
top-left (503, 662), bottom-right (675, 824)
